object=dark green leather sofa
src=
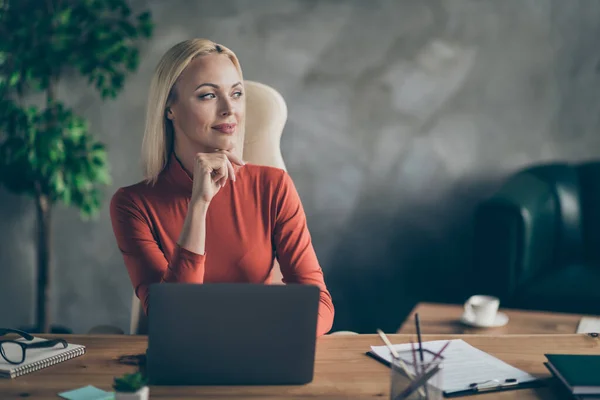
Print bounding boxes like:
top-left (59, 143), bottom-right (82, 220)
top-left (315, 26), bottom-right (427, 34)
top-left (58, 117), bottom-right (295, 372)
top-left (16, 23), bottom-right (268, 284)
top-left (473, 161), bottom-right (600, 315)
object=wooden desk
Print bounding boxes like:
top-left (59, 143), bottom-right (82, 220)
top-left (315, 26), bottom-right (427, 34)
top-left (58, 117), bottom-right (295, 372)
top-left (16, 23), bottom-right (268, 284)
top-left (1, 334), bottom-right (598, 399)
top-left (398, 302), bottom-right (594, 335)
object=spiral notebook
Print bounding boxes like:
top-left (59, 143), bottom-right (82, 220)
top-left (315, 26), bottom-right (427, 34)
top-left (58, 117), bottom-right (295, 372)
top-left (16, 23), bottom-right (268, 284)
top-left (0, 337), bottom-right (86, 378)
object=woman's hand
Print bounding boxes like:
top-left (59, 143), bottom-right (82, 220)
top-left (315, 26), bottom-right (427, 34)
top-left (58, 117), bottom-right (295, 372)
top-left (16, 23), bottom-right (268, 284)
top-left (191, 150), bottom-right (245, 205)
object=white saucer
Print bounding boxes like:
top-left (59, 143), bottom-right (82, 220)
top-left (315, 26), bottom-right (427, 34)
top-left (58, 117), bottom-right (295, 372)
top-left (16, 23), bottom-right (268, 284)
top-left (459, 311), bottom-right (509, 328)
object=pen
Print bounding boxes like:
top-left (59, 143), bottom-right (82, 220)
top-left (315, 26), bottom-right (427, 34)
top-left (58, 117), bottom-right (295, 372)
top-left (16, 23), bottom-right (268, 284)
top-left (415, 313), bottom-right (424, 362)
top-left (469, 378), bottom-right (518, 392)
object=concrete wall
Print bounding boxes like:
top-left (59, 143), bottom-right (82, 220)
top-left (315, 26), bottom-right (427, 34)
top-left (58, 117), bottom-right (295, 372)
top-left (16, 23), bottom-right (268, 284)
top-left (2, 0), bottom-right (600, 333)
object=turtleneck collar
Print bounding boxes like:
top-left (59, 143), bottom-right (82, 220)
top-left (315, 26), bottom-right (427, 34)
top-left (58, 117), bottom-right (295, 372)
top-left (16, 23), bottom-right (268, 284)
top-left (164, 151), bottom-right (193, 192)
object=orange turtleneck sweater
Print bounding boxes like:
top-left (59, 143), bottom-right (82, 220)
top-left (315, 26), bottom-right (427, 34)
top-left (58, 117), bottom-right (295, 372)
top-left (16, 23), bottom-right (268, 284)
top-left (109, 153), bottom-right (334, 336)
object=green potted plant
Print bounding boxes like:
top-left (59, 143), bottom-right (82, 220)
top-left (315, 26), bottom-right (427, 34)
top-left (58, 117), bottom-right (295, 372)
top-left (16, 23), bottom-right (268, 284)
top-left (113, 372), bottom-right (149, 400)
top-left (0, 0), bottom-right (153, 333)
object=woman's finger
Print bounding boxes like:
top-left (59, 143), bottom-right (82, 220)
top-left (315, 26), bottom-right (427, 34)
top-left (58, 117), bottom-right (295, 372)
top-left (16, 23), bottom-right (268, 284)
top-left (226, 158), bottom-right (236, 182)
top-left (223, 150), bottom-right (245, 167)
top-left (211, 162), bottom-right (227, 187)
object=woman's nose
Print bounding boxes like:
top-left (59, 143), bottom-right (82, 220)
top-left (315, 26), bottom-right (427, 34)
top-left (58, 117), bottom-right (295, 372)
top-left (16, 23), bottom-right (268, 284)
top-left (219, 99), bottom-right (233, 116)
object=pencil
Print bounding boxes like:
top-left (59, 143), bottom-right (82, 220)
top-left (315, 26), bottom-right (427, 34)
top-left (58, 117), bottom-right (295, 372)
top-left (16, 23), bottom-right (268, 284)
top-left (415, 313), bottom-right (424, 361)
top-left (376, 329), bottom-right (400, 358)
top-left (425, 340), bottom-right (450, 371)
top-left (430, 340), bottom-right (450, 363)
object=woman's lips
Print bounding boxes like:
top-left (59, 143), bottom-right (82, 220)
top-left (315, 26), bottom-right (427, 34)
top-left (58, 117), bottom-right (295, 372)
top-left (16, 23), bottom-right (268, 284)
top-left (212, 123), bottom-right (237, 134)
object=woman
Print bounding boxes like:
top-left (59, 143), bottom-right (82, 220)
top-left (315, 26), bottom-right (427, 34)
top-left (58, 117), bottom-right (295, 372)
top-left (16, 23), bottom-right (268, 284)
top-left (109, 39), bottom-right (334, 336)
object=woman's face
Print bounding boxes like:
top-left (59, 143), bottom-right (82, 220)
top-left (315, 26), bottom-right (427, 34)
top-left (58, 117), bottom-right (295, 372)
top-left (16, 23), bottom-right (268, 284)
top-left (167, 53), bottom-right (244, 153)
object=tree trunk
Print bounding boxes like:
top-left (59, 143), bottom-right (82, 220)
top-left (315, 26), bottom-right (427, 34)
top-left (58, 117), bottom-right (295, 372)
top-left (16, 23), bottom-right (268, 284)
top-left (36, 69), bottom-right (56, 334)
top-left (35, 194), bottom-right (51, 334)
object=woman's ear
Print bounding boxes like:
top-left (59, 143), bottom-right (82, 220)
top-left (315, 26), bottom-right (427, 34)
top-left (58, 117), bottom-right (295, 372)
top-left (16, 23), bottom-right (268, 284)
top-left (166, 87), bottom-right (177, 120)
top-left (166, 107), bottom-right (174, 120)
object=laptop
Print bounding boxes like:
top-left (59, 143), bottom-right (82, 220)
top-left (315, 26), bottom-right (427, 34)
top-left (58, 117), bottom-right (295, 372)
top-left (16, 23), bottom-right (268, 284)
top-left (145, 283), bottom-right (320, 386)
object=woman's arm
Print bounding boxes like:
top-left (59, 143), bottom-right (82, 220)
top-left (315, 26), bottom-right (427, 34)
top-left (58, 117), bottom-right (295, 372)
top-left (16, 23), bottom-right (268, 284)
top-left (110, 151), bottom-right (244, 314)
top-left (272, 170), bottom-right (335, 336)
top-left (110, 188), bottom-right (207, 314)
top-left (178, 201), bottom-right (210, 255)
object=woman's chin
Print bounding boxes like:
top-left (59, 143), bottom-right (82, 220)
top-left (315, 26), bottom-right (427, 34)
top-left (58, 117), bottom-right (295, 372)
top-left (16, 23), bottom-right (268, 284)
top-left (208, 137), bottom-right (236, 151)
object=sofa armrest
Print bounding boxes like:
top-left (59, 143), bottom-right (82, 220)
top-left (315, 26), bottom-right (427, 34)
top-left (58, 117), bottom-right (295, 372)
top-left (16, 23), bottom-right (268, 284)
top-left (473, 172), bottom-right (559, 300)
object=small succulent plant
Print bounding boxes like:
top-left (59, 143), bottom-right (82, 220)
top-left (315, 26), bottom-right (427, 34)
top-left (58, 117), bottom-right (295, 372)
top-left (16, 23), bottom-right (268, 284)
top-left (113, 372), bottom-right (148, 393)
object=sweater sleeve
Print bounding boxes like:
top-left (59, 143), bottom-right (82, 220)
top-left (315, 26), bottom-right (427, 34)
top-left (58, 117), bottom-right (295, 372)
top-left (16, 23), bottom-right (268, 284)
top-left (109, 188), bottom-right (206, 314)
top-left (272, 171), bottom-right (335, 336)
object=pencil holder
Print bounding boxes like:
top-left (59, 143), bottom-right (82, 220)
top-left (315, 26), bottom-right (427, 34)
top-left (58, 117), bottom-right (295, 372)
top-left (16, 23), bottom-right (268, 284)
top-left (390, 349), bottom-right (443, 400)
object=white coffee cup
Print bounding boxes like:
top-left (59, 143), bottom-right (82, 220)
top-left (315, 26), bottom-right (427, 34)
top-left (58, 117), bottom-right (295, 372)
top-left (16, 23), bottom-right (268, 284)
top-left (464, 295), bottom-right (500, 326)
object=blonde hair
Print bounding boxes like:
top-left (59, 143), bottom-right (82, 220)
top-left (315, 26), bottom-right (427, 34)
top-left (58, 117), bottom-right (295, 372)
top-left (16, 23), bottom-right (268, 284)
top-left (141, 39), bottom-right (244, 184)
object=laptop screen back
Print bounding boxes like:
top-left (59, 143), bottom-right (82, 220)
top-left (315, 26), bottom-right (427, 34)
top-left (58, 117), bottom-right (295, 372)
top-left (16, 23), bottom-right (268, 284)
top-left (146, 283), bottom-right (320, 385)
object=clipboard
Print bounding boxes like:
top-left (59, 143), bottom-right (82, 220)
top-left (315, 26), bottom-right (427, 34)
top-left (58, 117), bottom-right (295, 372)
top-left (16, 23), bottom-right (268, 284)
top-left (367, 339), bottom-right (546, 397)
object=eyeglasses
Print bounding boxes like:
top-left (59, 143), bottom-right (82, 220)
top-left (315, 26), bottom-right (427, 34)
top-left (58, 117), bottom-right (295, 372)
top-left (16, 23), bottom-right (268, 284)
top-left (0, 328), bottom-right (67, 365)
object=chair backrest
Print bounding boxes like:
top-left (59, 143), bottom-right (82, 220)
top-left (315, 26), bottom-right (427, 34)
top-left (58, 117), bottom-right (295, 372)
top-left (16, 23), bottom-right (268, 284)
top-left (129, 80), bottom-right (288, 335)
top-left (576, 161), bottom-right (600, 265)
top-left (524, 163), bottom-right (583, 266)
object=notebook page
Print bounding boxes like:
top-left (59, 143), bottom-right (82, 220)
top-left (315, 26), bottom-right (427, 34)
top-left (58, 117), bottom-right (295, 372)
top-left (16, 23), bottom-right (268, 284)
top-left (370, 339), bottom-right (537, 393)
top-left (0, 337), bottom-right (85, 373)
top-left (577, 317), bottom-right (600, 333)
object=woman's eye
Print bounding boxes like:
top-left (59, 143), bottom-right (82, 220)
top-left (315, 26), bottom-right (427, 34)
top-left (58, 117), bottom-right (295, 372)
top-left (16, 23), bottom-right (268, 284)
top-left (198, 93), bottom-right (216, 99)
top-left (232, 91), bottom-right (243, 98)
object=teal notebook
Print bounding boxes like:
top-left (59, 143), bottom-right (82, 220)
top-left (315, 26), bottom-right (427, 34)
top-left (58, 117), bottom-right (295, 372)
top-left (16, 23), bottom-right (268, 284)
top-left (545, 354), bottom-right (600, 395)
